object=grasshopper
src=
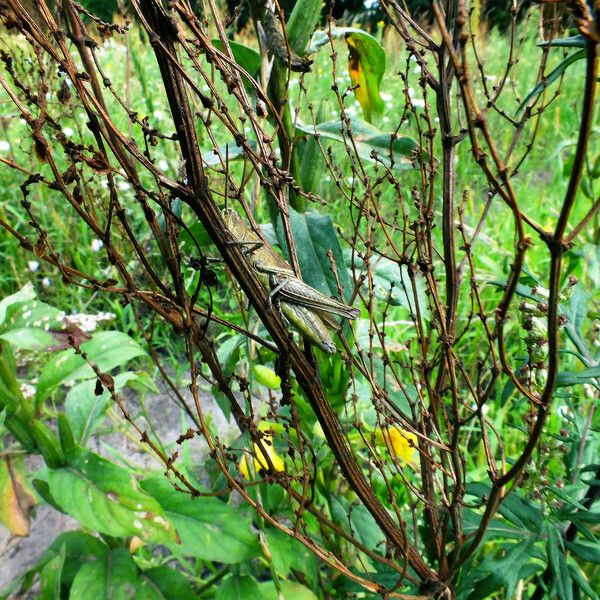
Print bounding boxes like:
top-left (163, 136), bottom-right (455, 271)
top-left (222, 208), bottom-right (359, 353)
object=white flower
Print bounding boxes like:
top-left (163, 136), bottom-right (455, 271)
top-left (413, 66), bottom-right (422, 75)
top-left (28, 260), bottom-right (39, 272)
top-left (383, 116), bottom-right (390, 124)
top-left (158, 160), bottom-right (168, 171)
top-left (42, 277), bottom-right (51, 288)
top-left (380, 92), bottom-right (392, 102)
top-left (0, 140), bottom-right (10, 151)
top-left (411, 98), bottom-right (425, 109)
top-left (153, 109), bottom-right (164, 120)
top-left (117, 181), bottom-right (131, 191)
top-left (67, 311), bottom-right (116, 333)
top-left (63, 127), bottom-right (74, 137)
top-left (91, 239), bottom-right (103, 252)
top-left (20, 383), bottom-right (35, 399)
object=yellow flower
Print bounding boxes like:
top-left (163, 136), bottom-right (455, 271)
top-left (239, 433), bottom-right (285, 480)
top-left (376, 427), bottom-right (417, 464)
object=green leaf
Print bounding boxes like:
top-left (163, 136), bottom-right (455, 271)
top-left (66, 371), bottom-right (153, 445)
top-left (48, 448), bottom-right (177, 543)
top-left (0, 283), bottom-right (35, 327)
top-left (471, 539), bottom-right (538, 599)
top-left (264, 526), bottom-right (293, 576)
top-left (287, 0), bottom-right (321, 55)
top-left (296, 118), bottom-right (417, 171)
top-left (274, 206), bottom-right (353, 304)
top-left (558, 366), bottom-right (600, 387)
top-left (517, 49), bottom-right (586, 113)
top-left (38, 545), bottom-right (65, 600)
top-left (547, 527), bottom-right (573, 600)
top-left (569, 562), bottom-right (599, 600)
top-left (310, 28), bottom-right (386, 121)
top-left (258, 581), bottom-right (318, 600)
top-left (331, 497), bottom-right (385, 553)
top-left (178, 221), bottom-right (212, 250)
top-left (40, 531), bottom-right (108, 587)
top-left (140, 566), bottom-right (198, 600)
top-left (212, 39), bottom-right (260, 89)
top-left (36, 331), bottom-right (146, 403)
top-left (298, 131), bottom-right (324, 194)
top-left (140, 476), bottom-right (260, 563)
top-left (566, 539), bottom-right (600, 564)
top-left (202, 139), bottom-right (257, 169)
top-left (539, 35), bottom-right (586, 48)
top-left (69, 548), bottom-right (153, 600)
top-left (215, 575), bottom-right (263, 600)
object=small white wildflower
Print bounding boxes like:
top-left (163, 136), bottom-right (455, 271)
top-left (481, 404), bottom-right (489, 416)
top-left (117, 181), bottom-right (131, 191)
top-left (91, 239), bottom-right (103, 252)
top-left (380, 92), bottom-right (392, 102)
top-left (411, 98), bottom-right (425, 109)
top-left (153, 109), bottom-right (164, 120)
top-left (28, 260), bottom-right (39, 272)
top-left (66, 311), bottom-right (115, 333)
top-left (63, 127), bottom-right (74, 137)
top-left (386, 102), bottom-right (393, 109)
top-left (0, 140), bottom-right (10, 151)
top-left (413, 66), bottom-right (422, 75)
top-left (346, 106), bottom-right (357, 117)
top-left (20, 383), bottom-right (36, 399)
top-left (42, 277), bottom-right (51, 288)
top-left (383, 116), bottom-right (390, 124)
top-left (158, 160), bottom-right (168, 171)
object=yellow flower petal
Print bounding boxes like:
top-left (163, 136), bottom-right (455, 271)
top-left (377, 427), bottom-right (417, 464)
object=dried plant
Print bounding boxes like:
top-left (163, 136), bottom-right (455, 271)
top-left (0, 0), bottom-right (598, 597)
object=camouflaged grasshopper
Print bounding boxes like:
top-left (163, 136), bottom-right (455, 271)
top-left (222, 208), bottom-right (359, 353)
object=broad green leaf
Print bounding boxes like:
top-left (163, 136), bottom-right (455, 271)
top-left (517, 49), bottom-right (586, 113)
top-left (296, 118), bottom-right (417, 171)
top-left (352, 255), bottom-right (427, 315)
top-left (264, 526), bottom-right (293, 576)
top-left (48, 448), bottom-right (176, 544)
top-left (274, 206), bottom-right (353, 304)
top-left (212, 39), bottom-right (260, 89)
top-left (258, 581), bottom-right (318, 600)
top-left (41, 531), bottom-right (108, 587)
top-left (69, 548), bottom-right (156, 600)
top-left (0, 283), bottom-right (35, 327)
top-left (331, 496), bottom-right (385, 553)
top-left (140, 566), bottom-right (198, 600)
top-left (0, 328), bottom-right (55, 350)
top-left (309, 28), bottom-right (386, 121)
top-left (202, 139), bottom-right (257, 169)
top-left (287, 0), bottom-right (321, 55)
top-left (66, 371), bottom-right (155, 445)
top-left (298, 131), bottom-right (324, 194)
top-left (140, 476), bottom-right (260, 563)
top-left (38, 545), bottom-right (65, 600)
top-left (215, 575), bottom-right (263, 600)
top-left (179, 221), bottom-right (212, 250)
top-left (36, 331), bottom-right (146, 403)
